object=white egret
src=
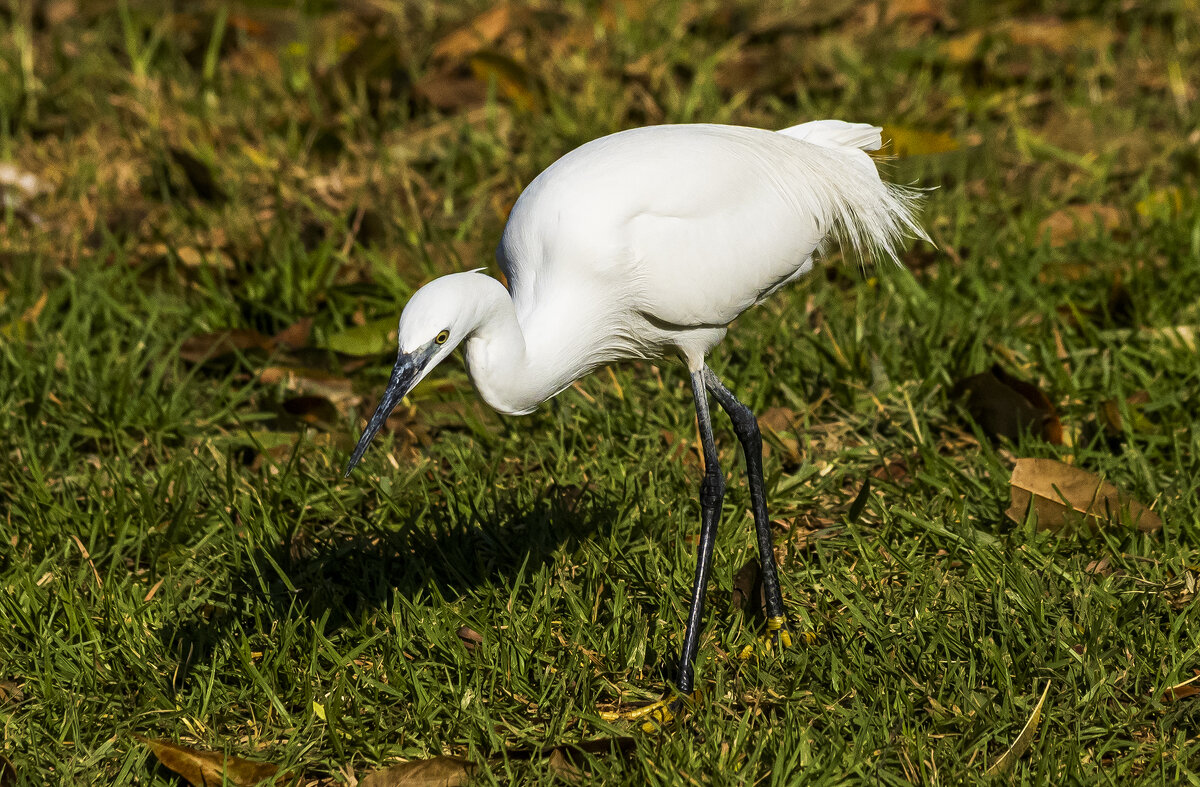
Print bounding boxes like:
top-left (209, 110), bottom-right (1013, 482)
top-left (344, 119), bottom-right (928, 717)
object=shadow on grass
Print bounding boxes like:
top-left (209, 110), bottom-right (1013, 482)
top-left (160, 481), bottom-right (636, 691)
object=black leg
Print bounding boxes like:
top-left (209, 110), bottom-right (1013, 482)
top-left (703, 367), bottom-right (789, 638)
top-left (676, 369), bottom-right (725, 694)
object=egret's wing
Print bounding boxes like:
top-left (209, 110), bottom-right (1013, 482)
top-left (498, 123), bottom-right (925, 329)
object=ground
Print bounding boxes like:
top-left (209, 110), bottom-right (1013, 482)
top-left (1, 0), bottom-right (1199, 784)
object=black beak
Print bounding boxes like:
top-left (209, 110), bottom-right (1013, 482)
top-left (344, 346), bottom-right (432, 477)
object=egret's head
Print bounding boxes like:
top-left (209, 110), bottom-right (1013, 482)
top-left (344, 273), bottom-right (483, 477)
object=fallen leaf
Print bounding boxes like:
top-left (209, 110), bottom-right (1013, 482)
top-left (280, 395), bottom-right (339, 426)
top-left (1038, 204), bottom-right (1122, 246)
top-left (758, 406), bottom-right (801, 463)
top-left (1006, 458), bottom-right (1162, 533)
top-left (884, 0), bottom-right (954, 27)
top-left (872, 456), bottom-right (911, 483)
top-left (468, 51), bottom-right (539, 111)
top-left (359, 756), bottom-right (474, 787)
top-left (139, 737), bottom-right (280, 786)
top-left (0, 681), bottom-right (23, 704)
top-left (1098, 391), bottom-right (1153, 438)
top-left (1000, 17), bottom-right (1116, 55)
top-left (986, 681), bottom-right (1050, 776)
top-left (457, 625), bottom-right (483, 652)
top-left (732, 558), bottom-right (761, 612)
top-left (534, 738), bottom-right (636, 781)
top-left (954, 365), bottom-right (1062, 445)
top-left (414, 70), bottom-right (488, 111)
top-left (179, 330), bottom-right (276, 363)
top-left (324, 318), bottom-right (396, 356)
top-left (432, 5), bottom-right (516, 59)
top-left (882, 126), bottom-right (960, 157)
top-left (941, 29), bottom-right (984, 63)
top-left (272, 317), bottom-right (313, 348)
top-left (259, 367), bottom-right (356, 408)
top-left (1163, 674), bottom-right (1200, 703)
top-left (546, 749), bottom-right (582, 782)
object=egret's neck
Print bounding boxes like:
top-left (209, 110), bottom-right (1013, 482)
top-left (462, 278), bottom-right (581, 415)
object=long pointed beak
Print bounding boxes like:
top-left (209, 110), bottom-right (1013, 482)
top-left (344, 348), bottom-right (431, 477)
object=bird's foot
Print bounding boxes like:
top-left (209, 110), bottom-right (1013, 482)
top-left (598, 691), bottom-right (700, 733)
top-left (738, 616), bottom-right (813, 660)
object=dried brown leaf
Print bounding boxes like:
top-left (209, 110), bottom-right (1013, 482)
top-left (1039, 205), bottom-right (1122, 246)
top-left (456, 625), bottom-right (484, 652)
top-left (432, 5), bottom-right (516, 60)
top-left (179, 330), bottom-right (276, 363)
top-left (139, 737), bottom-right (280, 786)
top-left (955, 365), bottom-right (1061, 445)
top-left (1001, 17), bottom-right (1116, 55)
top-left (0, 681), bottom-right (23, 704)
top-left (272, 318), bottom-right (313, 349)
top-left (1006, 458), bottom-right (1162, 533)
top-left (1163, 675), bottom-right (1200, 702)
top-left (415, 71), bottom-right (488, 110)
top-left (732, 558), bottom-right (761, 613)
top-left (941, 29), bottom-right (984, 63)
top-left (260, 367), bottom-right (356, 409)
top-left (359, 756), bottom-right (474, 787)
top-left (468, 52), bottom-right (539, 111)
top-left (884, 0), bottom-right (954, 27)
top-left (0, 753), bottom-right (13, 787)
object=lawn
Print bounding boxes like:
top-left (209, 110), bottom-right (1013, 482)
top-left (2, 0), bottom-right (1199, 783)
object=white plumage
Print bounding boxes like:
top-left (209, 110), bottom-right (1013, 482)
top-left (346, 118), bottom-right (928, 704)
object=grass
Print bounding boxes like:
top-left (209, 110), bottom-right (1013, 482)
top-left (2, 0), bottom-right (1200, 783)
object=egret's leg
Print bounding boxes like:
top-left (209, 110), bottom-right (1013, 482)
top-left (676, 368), bottom-right (725, 694)
top-left (598, 369), bottom-right (719, 730)
top-left (703, 367), bottom-right (791, 648)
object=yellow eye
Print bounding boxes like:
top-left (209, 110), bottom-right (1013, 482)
top-left (435, 330), bottom-right (450, 345)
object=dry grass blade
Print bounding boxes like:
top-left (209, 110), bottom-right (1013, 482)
top-left (138, 736), bottom-right (280, 786)
top-left (1007, 458), bottom-right (1162, 533)
top-left (358, 756), bottom-right (474, 787)
top-left (986, 681), bottom-right (1051, 776)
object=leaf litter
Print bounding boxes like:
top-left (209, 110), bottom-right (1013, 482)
top-left (1006, 458), bottom-right (1162, 533)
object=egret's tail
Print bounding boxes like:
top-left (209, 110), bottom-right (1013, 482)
top-left (776, 119), bottom-right (930, 266)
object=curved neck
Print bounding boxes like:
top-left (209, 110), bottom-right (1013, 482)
top-left (462, 277), bottom-right (582, 415)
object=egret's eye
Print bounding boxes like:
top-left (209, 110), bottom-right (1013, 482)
top-left (435, 330), bottom-right (450, 345)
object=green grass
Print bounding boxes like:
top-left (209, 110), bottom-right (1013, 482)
top-left (2, 1), bottom-right (1200, 783)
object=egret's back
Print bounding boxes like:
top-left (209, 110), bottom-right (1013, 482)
top-left (497, 122), bottom-right (925, 351)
